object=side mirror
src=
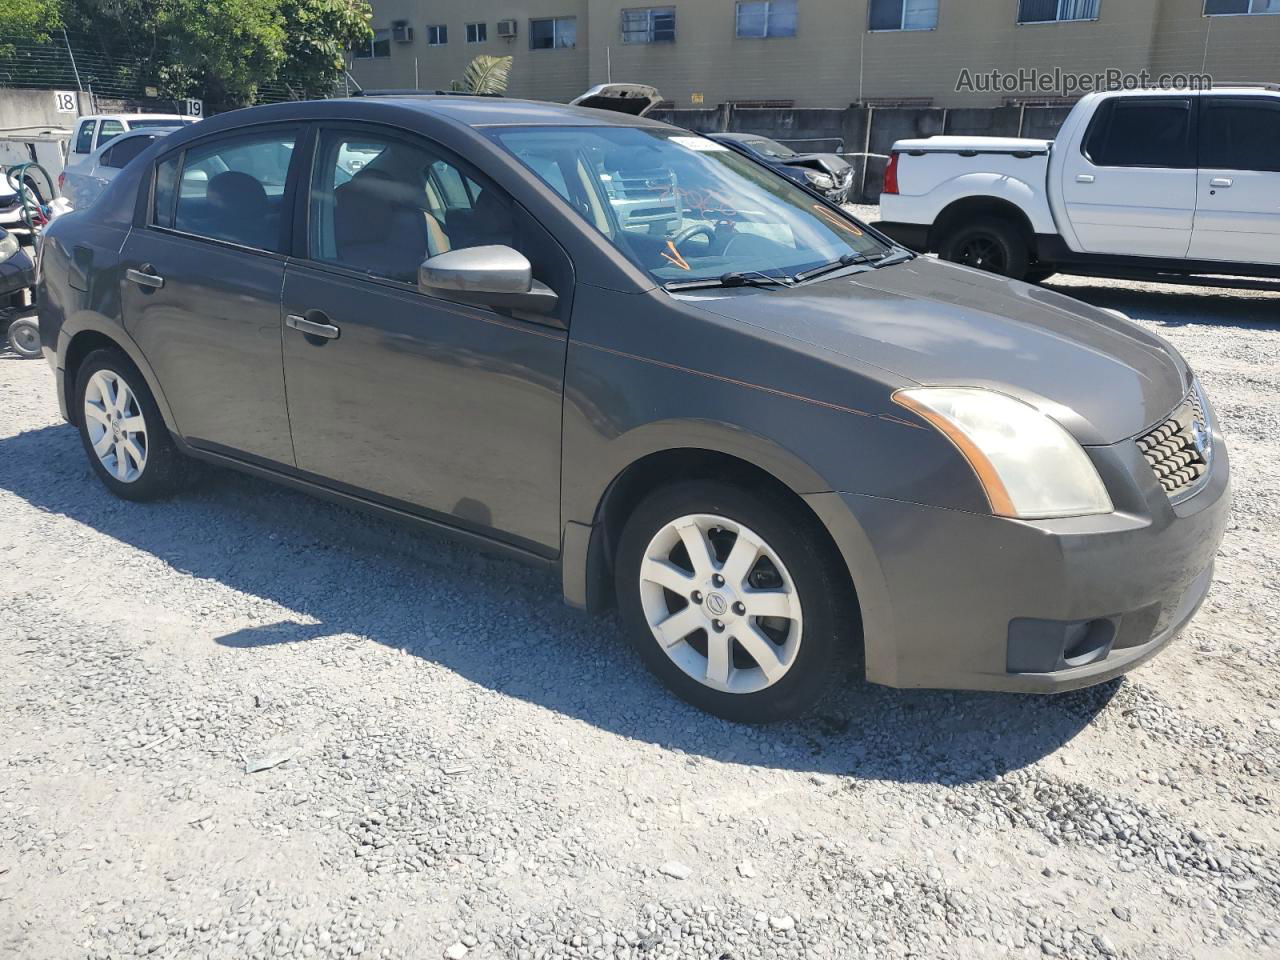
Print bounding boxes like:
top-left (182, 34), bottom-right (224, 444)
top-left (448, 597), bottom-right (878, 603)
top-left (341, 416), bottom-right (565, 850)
top-left (418, 245), bottom-right (559, 316)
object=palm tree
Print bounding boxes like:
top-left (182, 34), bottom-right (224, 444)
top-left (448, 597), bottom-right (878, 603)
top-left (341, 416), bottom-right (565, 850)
top-left (452, 55), bottom-right (512, 95)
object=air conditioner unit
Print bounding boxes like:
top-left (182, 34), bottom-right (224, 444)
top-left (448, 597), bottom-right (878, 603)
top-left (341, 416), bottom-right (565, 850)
top-left (496, 19), bottom-right (518, 39)
top-left (391, 21), bottom-right (413, 42)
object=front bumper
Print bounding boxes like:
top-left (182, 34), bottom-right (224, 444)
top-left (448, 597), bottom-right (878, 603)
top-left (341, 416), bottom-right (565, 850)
top-left (806, 422), bottom-right (1231, 694)
top-left (0, 247), bottom-right (36, 301)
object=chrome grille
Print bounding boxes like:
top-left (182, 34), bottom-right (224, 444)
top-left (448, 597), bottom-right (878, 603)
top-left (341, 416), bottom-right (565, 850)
top-left (1137, 387), bottom-right (1212, 497)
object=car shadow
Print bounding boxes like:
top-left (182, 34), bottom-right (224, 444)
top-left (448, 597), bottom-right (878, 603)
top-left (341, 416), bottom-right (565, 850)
top-left (0, 421), bottom-right (1119, 784)
top-left (1044, 280), bottom-right (1280, 330)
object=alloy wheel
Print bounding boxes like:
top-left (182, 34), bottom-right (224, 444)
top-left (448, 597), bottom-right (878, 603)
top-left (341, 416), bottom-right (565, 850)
top-left (637, 514), bottom-right (803, 695)
top-left (957, 235), bottom-right (1006, 273)
top-left (83, 369), bottom-right (148, 483)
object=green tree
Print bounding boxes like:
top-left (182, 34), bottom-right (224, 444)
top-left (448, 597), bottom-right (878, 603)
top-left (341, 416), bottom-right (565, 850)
top-left (0, 0), bottom-right (62, 57)
top-left (56, 0), bottom-right (371, 110)
top-left (278, 0), bottom-right (371, 99)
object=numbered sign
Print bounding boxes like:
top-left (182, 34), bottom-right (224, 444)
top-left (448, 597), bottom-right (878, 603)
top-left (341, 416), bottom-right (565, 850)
top-left (183, 98), bottom-right (204, 118)
top-left (54, 90), bottom-right (78, 113)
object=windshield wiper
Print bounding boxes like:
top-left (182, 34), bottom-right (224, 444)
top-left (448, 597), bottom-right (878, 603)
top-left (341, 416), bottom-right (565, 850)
top-left (664, 270), bottom-right (795, 292)
top-left (872, 249), bottom-right (916, 268)
top-left (793, 252), bottom-right (877, 284)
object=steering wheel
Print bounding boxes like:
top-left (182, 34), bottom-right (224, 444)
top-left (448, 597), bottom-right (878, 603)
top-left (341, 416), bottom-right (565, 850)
top-left (669, 222), bottom-right (716, 249)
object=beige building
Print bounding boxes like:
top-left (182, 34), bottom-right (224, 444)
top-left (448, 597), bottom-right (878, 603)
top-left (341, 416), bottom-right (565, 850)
top-left (349, 0), bottom-right (1280, 107)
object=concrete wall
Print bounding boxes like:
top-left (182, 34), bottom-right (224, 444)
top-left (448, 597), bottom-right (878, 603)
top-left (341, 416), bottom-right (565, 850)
top-left (352, 0), bottom-right (1280, 108)
top-left (1151, 0), bottom-right (1280, 81)
top-left (650, 101), bottom-right (1077, 202)
top-left (0, 89), bottom-right (90, 133)
top-left (348, 0), bottom-right (590, 101)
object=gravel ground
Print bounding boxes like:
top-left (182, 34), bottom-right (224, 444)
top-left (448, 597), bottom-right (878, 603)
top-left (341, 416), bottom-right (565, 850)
top-left (2, 244), bottom-right (1278, 959)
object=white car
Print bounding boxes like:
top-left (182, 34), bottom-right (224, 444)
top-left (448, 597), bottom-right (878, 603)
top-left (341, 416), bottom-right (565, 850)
top-left (58, 129), bottom-right (172, 208)
top-left (876, 86), bottom-right (1280, 285)
top-left (60, 114), bottom-right (197, 200)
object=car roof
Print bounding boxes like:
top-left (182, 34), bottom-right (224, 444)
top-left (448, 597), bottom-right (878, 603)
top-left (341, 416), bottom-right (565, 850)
top-left (711, 132), bottom-right (770, 142)
top-left (1090, 86), bottom-right (1279, 101)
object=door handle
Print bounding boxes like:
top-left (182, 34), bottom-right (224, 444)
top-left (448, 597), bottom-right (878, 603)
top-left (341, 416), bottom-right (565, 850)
top-left (286, 314), bottom-right (341, 340)
top-left (1210, 177), bottom-right (1233, 188)
top-left (1076, 174), bottom-right (1096, 184)
top-left (125, 267), bottom-right (164, 289)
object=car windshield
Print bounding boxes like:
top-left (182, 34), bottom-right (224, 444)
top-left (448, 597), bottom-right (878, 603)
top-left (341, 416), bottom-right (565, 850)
top-left (492, 126), bottom-right (889, 286)
top-left (744, 136), bottom-right (796, 159)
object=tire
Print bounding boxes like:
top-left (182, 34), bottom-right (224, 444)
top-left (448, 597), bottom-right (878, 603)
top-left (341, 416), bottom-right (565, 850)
top-left (939, 216), bottom-right (1031, 281)
top-left (6, 316), bottom-right (41, 359)
top-left (614, 480), bottom-right (852, 724)
top-left (74, 348), bottom-right (188, 501)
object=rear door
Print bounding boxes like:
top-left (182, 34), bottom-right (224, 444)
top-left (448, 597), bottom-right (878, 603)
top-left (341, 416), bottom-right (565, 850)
top-left (118, 125), bottom-right (303, 466)
top-left (1190, 96), bottom-right (1280, 266)
top-left (280, 124), bottom-right (571, 552)
top-left (79, 134), bottom-right (160, 208)
top-left (1060, 97), bottom-right (1198, 259)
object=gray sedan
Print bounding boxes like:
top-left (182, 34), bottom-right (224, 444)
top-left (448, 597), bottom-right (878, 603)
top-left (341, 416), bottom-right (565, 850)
top-left (36, 95), bottom-right (1229, 722)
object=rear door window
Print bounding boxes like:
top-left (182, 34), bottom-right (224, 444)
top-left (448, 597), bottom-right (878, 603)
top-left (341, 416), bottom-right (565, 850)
top-left (1083, 99), bottom-right (1195, 169)
top-left (101, 135), bottom-right (156, 170)
top-left (74, 120), bottom-right (97, 155)
top-left (167, 130), bottom-right (298, 252)
top-left (1200, 98), bottom-right (1280, 172)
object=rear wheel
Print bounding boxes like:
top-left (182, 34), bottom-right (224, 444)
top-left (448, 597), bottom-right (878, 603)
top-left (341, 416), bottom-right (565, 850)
top-left (615, 480), bottom-right (851, 723)
top-left (939, 216), bottom-right (1030, 281)
top-left (74, 348), bottom-right (188, 501)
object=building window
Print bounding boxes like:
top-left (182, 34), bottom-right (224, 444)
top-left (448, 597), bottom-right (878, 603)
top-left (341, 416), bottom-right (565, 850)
top-left (466, 22), bottom-right (488, 42)
top-left (530, 16), bottom-right (577, 48)
top-left (868, 0), bottom-right (938, 30)
top-left (353, 28), bottom-right (392, 59)
top-left (1204, 0), bottom-right (1280, 13)
top-left (426, 24), bottom-right (448, 45)
top-left (1017, 0), bottom-right (1099, 22)
top-left (622, 7), bottom-right (676, 42)
top-left (735, 0), bottom-right (798, 37)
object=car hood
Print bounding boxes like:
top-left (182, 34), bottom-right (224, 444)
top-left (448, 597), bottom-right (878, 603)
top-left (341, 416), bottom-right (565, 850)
top-left (689, 257), bottom-right (1190, 445)
top-left (779, 153), bottom-right (852, 178)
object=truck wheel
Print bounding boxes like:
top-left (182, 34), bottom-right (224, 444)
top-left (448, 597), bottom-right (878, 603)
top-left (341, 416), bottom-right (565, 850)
top-left (939, 217), bottom-right (1030, 281)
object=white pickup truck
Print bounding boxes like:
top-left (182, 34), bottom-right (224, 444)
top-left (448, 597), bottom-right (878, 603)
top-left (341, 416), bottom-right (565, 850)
top-left (876, 87), bottom-right (1280, 285)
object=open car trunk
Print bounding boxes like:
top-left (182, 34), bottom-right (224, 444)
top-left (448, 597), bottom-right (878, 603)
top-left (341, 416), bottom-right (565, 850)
top-left (570, 84), bottom-right (663, 117)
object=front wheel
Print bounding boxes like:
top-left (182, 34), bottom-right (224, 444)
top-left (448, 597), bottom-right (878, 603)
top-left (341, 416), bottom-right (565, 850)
top-left (5, 315), bottom-right (41, 359)
top-left (74, 348), bottom-right (189, 501)
top-left (939, 216), bottom-right (1030, 281)
top-left (614, 480), bottom-right (852, 723)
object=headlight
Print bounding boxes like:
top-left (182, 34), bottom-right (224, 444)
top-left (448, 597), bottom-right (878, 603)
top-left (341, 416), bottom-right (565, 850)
top-left (804, 170), bottom-right (834, 189)
top-left (894, 387), bottom-right (1113, 519)
top-left (0, 230), bottom-right (18, 262)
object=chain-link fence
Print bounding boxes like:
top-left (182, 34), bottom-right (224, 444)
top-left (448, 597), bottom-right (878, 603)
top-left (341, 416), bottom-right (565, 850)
top-left (0, 30), bottom-right (344, 109)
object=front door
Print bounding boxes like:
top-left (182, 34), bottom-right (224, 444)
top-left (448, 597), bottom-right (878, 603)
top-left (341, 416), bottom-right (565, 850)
top-left (1061, 97), bottom-right (1198, 259)
top-left (1190, 96), bottom-right (1280, 266)
top-left (119, 125), bottom-right (302, 466)
top-left (280, 125), bottom-right (571, 553)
